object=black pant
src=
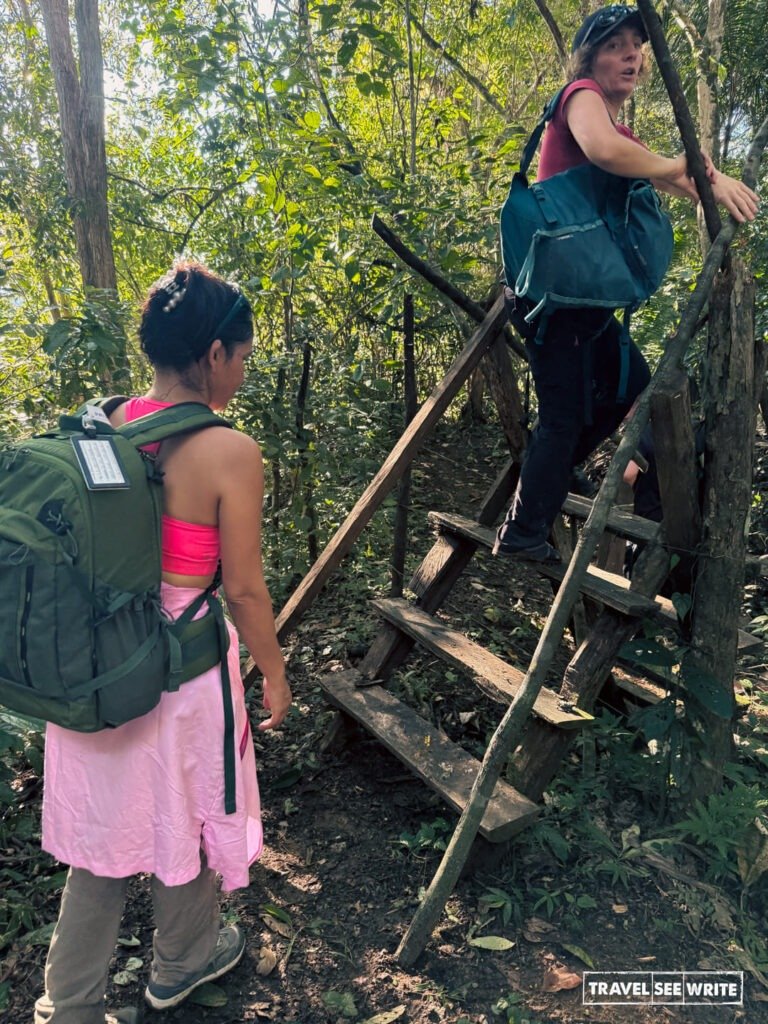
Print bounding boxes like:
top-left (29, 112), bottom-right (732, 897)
top-left (500, 310), bottom-right (651, 548)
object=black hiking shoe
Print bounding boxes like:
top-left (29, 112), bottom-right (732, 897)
top-left (492, 531), bottom-right (562, 564)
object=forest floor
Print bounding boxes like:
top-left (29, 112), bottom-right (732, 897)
top-left (4, 420), bottom-right (768, 1024)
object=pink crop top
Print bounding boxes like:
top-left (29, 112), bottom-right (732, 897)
top-left (122, 397), bottom-right (221, 576)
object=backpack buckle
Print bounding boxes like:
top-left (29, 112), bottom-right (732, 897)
top-left (81, 406), bottom-right (111, 435)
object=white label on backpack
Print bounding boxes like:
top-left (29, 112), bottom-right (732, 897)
top-left (81, 407), bottom-right (111, 428)
top-left (71, 437), bottom-right (130, 490)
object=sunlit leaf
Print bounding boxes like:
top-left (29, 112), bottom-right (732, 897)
top-left (467, 935), bottom-right (515, 951)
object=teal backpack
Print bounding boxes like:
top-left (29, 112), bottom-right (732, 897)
top-left (0, 399), bottom-right (241, 806)
top-left (500, 86), bottom-right (674, 400)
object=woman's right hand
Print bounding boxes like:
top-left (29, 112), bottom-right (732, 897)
top-left (258, 672), bottom-right (293, 731)
top-left (657, 154), bottom-right (700, 202)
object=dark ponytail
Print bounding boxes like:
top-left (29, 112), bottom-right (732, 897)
top-left (139, 262), bottom-right (253, 371)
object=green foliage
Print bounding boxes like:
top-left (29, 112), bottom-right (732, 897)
top-left (396, 817), bottom-right (453, 858)
top-left (491, 993), bottom-right (547, 1024)
top-left (672, 785), bottom-right (768, 884)
top-left (0, 713), bottom-right (62, 960)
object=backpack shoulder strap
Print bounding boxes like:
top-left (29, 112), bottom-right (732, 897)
top-left (89, 395), bottom-right (131, 415)
top-left (518, 86), bottom-right (568, 177)
top-left (118, 402), bottom-right (231, 448)
top-left (58, 396), bottom-right (128, 435)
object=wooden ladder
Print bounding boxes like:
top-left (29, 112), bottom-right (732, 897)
top-left (319, 457), bottom-right (667, 844)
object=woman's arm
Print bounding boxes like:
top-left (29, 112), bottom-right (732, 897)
top-left (566, 89), bottom-right (698, 196)
top-left (217, 432), bottom-right (292, 731)
top-left (567, 90), bottom-right (759, 221)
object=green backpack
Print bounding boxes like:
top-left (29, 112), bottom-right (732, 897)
top-left (0, 399), bottom-right (231, 729)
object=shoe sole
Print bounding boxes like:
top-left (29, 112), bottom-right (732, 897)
top-left (144, 938), bottom-right (245, 1010)
top-left (492, 539), bottom-right (561, 564)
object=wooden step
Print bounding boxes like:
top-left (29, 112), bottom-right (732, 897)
top-left (562, 492), bottom-right (660, 543)
top-left (372, 597), bottom-right (591, 730)
top-left (429, 512), bottom-right (659, 618)
top-left (319, 669), bottom-right (538, 843)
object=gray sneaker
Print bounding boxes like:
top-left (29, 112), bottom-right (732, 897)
top-left (144, 924), bottom-right (246, 1010)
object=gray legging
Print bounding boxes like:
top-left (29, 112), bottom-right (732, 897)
top-left (34, 858), bottom-right (219, 1024)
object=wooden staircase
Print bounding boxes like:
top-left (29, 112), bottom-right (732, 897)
top-left (319, 464), bottom-right (673, 844)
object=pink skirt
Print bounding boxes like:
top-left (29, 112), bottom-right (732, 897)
top-left (42, 584), bottom-right (262, 892)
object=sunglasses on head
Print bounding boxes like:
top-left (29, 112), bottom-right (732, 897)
top-left (579, 5), bottom-right (637, 47)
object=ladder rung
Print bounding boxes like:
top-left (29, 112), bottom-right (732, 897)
top-left (562, 492), bottom-right (660, 542)
top-left (372, 597), bottom-right (591, 730)
top-left (319, 670), bottom-right (539, 843)
top-left (429, 512), bottom-right (658, 618)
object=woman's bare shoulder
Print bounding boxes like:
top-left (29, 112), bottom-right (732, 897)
top-left (196, 425), bottom-right (263, 470)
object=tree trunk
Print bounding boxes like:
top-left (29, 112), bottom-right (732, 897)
top-left (39, 0), bottom-right (117, 293)
top-left (696, 0), bottom-right (725, 253)
top-left (697, 0), bottom-right (725, 166)
top-left (688, 258), bottom-right (757, 800)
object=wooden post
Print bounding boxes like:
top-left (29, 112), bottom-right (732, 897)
top-left (688, 258), bottom-right (757, 799)
top-left (391, 295), bottom-right (418, 596)
top-left (651, 370), bottom-right (702, 611)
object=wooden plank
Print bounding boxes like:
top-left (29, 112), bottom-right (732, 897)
top-left (429, 512), bottom-right (659, 618)
top-left (242, 296), bottom-right (509, 686)
top-left (360, 459), bottom-right (518, 683)
top-left (651, 374), bottom-right (701, 561)
top-left (561, 492), bottom-right (660, 543)
top-left (320, 669), bottom-right (539, 843)
top-left (372, 597), bottom-right (591, 729)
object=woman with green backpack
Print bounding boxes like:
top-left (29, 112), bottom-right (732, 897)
top-left (494, 3), bottom-right (758, 563)
top-left (35, 264), bottom-right (292, 1023)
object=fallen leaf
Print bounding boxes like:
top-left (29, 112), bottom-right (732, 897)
top-left (256, 946), bottom-right (278, 976)
top-left (260, 915), bottom-right (292, 938)
top-left (123, 957), bottom-right (143, 971)
top-left (117, 934), bottom-right (141, 948)
top-left (712, 900), bottom-right (735, 932)
top-left (523, 917), bottom-right (555, 943)
top-left (612, 904), bottom-right (628, 914)
top-left (112, 970), bottom-right (138, 987)
top-left (541, 966), bottom-right (582, 992)
top-left (468, 935), bottom-right (515, 951)
top-left (189, 982), bottom-right (228, 1007)
top-left (560, 943), bottom-right (595, 968)
top-left (361, 1007), bottom-right (407, 1024)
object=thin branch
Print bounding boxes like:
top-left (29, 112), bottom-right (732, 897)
top-left (371, 214), bottom-right (527, 361)
top-left (531, 0), bottom-right (567, 67)
top-left (636, 0), bottom-right (721, 242)
top-left (404, 7), bottom-right (507, 116)
top-left (657, 0), bottom-right (702, 51)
